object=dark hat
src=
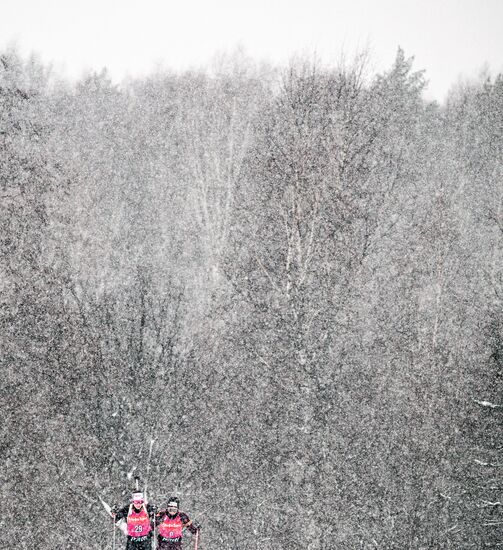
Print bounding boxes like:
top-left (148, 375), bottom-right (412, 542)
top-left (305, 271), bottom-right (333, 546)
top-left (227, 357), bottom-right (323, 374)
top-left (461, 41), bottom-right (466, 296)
top-left (167, 497), bottom-right (180, 508)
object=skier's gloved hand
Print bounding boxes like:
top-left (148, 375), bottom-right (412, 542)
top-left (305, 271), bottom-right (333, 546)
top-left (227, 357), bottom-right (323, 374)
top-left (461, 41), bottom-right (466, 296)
top-left (193, 520), bottom-right (202, 530)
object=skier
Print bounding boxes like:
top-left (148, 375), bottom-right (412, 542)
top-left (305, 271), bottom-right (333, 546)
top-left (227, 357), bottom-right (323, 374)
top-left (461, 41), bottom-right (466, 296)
top-left (112, 491), bottom-right (156, 550)
top-left (156, 497), bottom-right (200, 549)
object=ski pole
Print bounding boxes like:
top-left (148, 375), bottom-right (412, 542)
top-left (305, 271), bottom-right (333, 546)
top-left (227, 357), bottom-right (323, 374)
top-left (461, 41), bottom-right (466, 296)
top-left (194, 529), bottom-right (200, 550)
top-left (152, 509), bottom-right (156, 550)
top-left (112, 519), bottom-right (116, 550)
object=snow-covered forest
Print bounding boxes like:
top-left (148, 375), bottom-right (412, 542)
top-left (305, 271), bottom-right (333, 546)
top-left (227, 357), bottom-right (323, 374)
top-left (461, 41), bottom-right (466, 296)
top-left (1, 46), bottom-right (502, 548)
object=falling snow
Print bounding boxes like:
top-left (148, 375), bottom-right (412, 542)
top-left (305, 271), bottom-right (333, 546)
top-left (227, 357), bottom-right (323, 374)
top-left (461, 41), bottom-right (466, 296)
top-left (1, 46), bottom-right (503, 548)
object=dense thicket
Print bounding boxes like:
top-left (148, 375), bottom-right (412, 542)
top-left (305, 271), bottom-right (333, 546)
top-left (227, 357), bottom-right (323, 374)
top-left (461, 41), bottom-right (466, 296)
top-left (1, 48), bottom-right (502, 549)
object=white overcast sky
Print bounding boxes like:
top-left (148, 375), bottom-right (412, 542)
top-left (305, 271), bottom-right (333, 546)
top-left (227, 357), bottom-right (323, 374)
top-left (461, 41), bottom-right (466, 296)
top-left (0, 0), bottom-right (501, 101)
